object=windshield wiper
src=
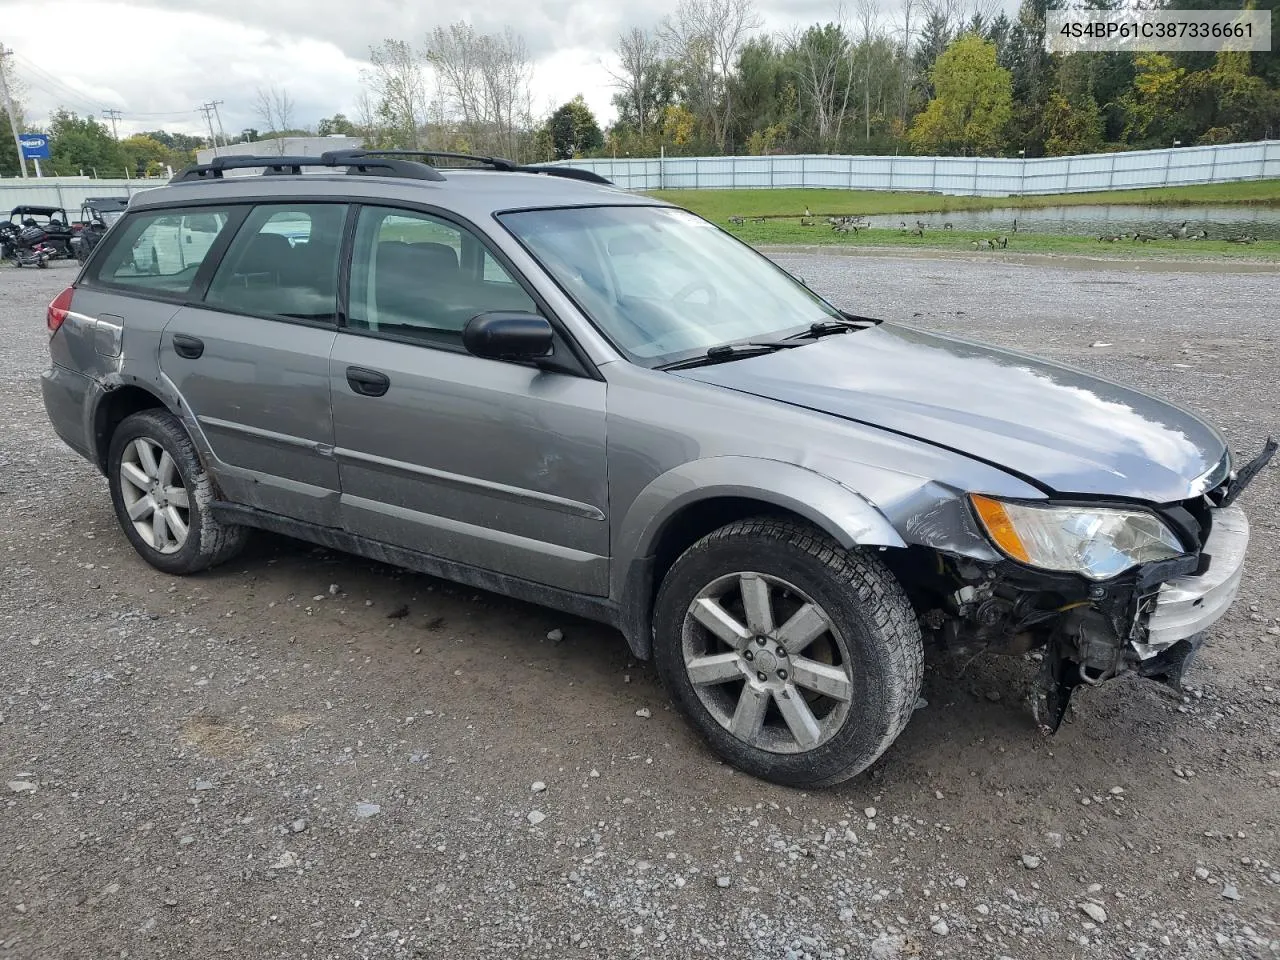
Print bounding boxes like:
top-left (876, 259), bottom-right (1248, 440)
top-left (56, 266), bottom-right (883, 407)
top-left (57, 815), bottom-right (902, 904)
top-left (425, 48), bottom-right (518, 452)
top-left (656, 341), bottom-right (803, 371)
top-left (784, 318), bottom-right (866, 340)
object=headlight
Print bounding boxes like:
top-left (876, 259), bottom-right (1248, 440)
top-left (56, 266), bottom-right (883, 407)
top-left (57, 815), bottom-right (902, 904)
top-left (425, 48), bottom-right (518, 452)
top-left (969, 494), bottom-right (1185, 580)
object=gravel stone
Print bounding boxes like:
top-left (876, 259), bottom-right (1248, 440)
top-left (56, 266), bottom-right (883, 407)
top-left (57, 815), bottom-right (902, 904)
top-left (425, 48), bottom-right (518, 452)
top-left (527, 810), bottom-right (547, 826)
top-left (1080, 902), bottom-right (1108, 923)
top-left (1022, 854), bottom-right (1042, 869)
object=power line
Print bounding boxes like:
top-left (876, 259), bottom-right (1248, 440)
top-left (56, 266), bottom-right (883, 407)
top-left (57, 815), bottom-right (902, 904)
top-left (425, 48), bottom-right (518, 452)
top-left (0, 42), bottom-right (28, 177)
top-left (103, 107), bottom-right (122, 140)
top-left (197, 102), bottom-right (219, 151)
top-left (209, 100), bottom-right (227, 147)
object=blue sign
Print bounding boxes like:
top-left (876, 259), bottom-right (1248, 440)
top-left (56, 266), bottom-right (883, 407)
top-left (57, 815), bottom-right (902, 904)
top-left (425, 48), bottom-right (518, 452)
top-left (20, 134), bottom-right (50, 160)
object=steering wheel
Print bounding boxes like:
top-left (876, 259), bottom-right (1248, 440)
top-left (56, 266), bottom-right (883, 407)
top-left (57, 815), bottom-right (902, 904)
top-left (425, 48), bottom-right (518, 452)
top-left (672, 279), bottom-right (718, 304)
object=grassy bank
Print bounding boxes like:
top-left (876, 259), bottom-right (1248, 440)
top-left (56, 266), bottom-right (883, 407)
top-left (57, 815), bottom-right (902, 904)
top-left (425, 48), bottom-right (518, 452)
top-left (720, 220), bottom-right (1280, 260)
top-left (647, 179), bottom-right (1280, 222)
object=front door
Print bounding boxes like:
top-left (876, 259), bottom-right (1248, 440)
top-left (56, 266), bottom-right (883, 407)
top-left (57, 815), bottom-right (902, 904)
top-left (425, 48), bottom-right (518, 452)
top-left (329, 204), bottom-right (609, 595)
top-left (159, 202), bottom-right (348, 526)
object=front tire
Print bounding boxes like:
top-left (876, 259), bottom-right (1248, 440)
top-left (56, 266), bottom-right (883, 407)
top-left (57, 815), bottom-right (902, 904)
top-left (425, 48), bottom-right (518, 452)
top-left (653, 518), bottom-right (923, 788)
top-left (107, 409), bottom-right (249, 575)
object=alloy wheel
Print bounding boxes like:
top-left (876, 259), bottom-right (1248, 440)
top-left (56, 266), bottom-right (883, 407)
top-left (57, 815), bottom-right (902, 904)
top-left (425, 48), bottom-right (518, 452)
top-left (681, 572), bottom-right (854, 754)
top-left (118, 437), bottom-right (191, 555)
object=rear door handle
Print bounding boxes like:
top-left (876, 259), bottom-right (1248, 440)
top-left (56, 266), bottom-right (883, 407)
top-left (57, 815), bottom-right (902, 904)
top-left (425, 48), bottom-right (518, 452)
top-left (172, 334), bottom-right (204, 359)
top-left (346, 366), bottom-right (390, 397)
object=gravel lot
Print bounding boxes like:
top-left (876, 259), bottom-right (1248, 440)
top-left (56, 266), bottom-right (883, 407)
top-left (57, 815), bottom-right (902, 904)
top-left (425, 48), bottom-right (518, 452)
top-left (2, 255), bottom-right (1277, 960)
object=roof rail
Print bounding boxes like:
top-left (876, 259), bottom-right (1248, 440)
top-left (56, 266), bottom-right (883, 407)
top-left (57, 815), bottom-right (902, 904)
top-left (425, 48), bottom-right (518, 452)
top-left (169, 152), bottom-right (446, 184)
top-left (328, 149), bottom-right (614, 186)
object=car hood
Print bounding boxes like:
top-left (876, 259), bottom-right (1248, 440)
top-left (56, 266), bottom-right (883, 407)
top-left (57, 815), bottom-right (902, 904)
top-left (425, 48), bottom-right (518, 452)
top-left (673, 323), bottom-right (1227, 503)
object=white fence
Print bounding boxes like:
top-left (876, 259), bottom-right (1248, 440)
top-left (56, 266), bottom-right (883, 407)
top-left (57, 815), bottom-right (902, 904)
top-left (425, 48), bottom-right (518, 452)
top-left (0, 177), bottom-right (163, 213)
top-left (558, 140), bottom-right (1280, 196)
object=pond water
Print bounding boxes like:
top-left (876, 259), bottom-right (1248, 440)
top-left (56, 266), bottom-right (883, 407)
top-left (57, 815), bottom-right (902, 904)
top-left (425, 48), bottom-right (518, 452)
top-left (869, 204), bottom-right (1280, 241)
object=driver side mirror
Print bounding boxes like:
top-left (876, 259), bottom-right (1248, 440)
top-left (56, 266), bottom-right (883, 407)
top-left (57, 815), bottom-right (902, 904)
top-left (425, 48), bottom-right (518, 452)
top-left (463, 312), bottom-right (554, 362)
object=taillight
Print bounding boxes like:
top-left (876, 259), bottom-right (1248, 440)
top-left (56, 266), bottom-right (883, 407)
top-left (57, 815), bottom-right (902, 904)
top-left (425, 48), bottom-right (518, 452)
top-left (47, 286), bottom-right (74, 335)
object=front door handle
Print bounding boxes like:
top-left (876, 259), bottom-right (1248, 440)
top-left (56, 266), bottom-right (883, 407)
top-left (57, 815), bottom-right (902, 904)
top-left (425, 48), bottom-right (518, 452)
top-left (172, 334), bottom-right (204, 359)
top-left (346, 366), bottom-right (390, 397)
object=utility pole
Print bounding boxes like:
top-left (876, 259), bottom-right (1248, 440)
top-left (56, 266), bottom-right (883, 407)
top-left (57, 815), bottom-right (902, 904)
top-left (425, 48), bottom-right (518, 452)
top-left (0, 42), bottom-right (27, 178)
top-left (209, 100), bottom-right (227, 147)
top-left (103, 107), bottom-right (123, 140)
top-left (197, 102), bottom-right (219, 155)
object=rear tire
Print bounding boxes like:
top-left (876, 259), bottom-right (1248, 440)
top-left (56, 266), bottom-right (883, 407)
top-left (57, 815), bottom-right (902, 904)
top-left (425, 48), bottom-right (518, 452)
top-left (653, 517), bottom-right (923, 788)
top-left (107, 409), bottom-right (249, 575)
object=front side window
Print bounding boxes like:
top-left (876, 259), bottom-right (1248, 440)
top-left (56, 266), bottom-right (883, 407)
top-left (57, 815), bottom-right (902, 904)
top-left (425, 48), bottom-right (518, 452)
top-left (89, 207), bottom-right (236, 296)
top-left (348, 206), bottom-right (537, 344)
top-left (499, 206), bottom-right (843, 364)
top-left (204, 204), bottom-right (347, 323)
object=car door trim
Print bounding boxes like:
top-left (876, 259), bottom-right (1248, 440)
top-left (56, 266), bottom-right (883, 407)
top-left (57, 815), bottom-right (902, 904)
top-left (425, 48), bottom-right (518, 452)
top-left (332, 445), bottom-right (606, 521)
top-left (197, 414), bottom-right (332, 453)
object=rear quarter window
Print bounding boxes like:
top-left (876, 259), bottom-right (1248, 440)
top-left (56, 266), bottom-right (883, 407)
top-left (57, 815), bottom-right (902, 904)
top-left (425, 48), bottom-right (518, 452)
top-left (88, 207), bottom-right (238, 298)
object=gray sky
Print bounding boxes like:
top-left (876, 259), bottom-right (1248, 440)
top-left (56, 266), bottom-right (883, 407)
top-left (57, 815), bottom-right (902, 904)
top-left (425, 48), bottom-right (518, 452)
top-left (0, 0), bottom-right (902, 140)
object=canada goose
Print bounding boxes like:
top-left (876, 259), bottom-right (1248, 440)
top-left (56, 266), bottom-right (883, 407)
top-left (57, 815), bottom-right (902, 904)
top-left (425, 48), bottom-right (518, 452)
top-left (1011, 218), bottom-right (1018, 233)
top-left (942, 222), bottom-right (953, 230)
top-left (1174, 220), bottom-right (1188, 239)
top-left (728, 216), bottom-right (745, 225)
top-left (899, 221), bottom-right (908, 230)
top-left (994, 235), bottom-right (1008, 248)
top-left (971, 238), bottom-right (991, 250)
top-left (1120, 231), bottom-right (1137, 240)
top-left (909, 226), bottom-right (924, 237)
top-left (1098, 234), bottom-right (1120, 243)
top-left (1226, 235), bottom-right (1257, 244)
top-left (1134, 232), bottom-right (1158, 242)
top-left (751, 216), bottom-right (766, 223)
top-left (1188, 229), bottom-right (1208, 240)
top-left (801, 217), bottom-right (815, 226)
top-left (916, 219), bottom-right (926, 230)
top-left (804, 207), bottom-right (811, 218)
top-left (833, 222), bottom-right (858, 234)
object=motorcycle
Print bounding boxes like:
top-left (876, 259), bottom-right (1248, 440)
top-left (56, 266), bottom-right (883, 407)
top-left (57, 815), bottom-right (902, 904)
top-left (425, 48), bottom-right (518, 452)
top-left (0, 223), bottom-right (53, 268)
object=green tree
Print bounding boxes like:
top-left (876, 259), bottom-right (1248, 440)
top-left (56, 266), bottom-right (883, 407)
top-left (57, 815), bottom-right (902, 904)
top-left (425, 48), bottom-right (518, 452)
top-left (119, 134), bottom-right (170, 177)
top-left (545, 96), bottom-right (604, 159)
top-left (1118, 53), bottom-right (1189, 146)
top-left (317, 113), bottom-right (357, 137)
top-left (1042, 92), bottom-right (1104, 155)
top-left (47, 110), bottom-right (126, 176)
top-left (909, 34), bottom-right (1012, 155)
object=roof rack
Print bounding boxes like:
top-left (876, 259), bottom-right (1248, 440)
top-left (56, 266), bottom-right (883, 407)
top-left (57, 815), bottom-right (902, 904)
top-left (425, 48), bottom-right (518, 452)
top-left (327, 149), bottom-right (614, 186)
top-left (170, 153), bottom-right (446, 184)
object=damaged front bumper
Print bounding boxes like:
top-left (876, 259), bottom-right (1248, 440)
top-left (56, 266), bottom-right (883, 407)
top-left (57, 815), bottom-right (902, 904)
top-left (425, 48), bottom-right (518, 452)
top-left (1031, 503), bottom-right (1249, 733)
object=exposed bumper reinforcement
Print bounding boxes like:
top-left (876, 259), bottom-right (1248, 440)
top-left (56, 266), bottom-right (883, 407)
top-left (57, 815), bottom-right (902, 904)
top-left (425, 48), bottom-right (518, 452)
top-left (1140, 505), bottom-right (1249, 655)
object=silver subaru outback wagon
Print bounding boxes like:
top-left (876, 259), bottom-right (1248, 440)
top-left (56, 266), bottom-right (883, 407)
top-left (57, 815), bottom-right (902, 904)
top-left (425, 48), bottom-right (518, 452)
top-left (40, 150), bottom-right (1273, 788)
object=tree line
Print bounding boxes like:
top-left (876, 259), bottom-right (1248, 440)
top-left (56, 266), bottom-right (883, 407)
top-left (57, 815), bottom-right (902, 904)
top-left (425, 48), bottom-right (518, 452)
top-left (3, 0), bottom-right (1276, 179)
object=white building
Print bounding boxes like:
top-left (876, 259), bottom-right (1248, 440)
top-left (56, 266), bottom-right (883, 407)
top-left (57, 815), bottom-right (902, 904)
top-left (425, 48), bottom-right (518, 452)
top-left (196, 135), bottom-right (364, 166)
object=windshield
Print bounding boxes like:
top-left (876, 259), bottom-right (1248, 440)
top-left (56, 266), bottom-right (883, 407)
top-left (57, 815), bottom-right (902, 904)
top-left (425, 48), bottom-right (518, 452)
top-left (499, 206), bottom-right (843, 364)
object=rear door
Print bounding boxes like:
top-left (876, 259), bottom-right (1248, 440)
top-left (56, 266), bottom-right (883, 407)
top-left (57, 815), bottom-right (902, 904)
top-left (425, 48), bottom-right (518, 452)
top-left (329, 204), bottom-right (610, 594)
top-left (158, 202), bottom-right (349, 526)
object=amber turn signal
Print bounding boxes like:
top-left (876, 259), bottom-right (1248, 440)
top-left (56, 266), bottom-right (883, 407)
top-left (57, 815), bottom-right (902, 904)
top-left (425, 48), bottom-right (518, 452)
top-left (969, 494), bottom-right (1031, 563)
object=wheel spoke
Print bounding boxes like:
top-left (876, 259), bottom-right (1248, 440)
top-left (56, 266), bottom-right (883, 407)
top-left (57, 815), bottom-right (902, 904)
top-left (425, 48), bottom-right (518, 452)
top-left (134, 440), bottom-right (160, 479)
top-left (164, 486), bottom-right (190, 509)
top-left (165, 506), bottom-right (189, 543)
top-left (789, 657), bottom-right (853, 702)
top-left (120, 462), bottom-right (151, 492)
top-left (691, 597), bottom-right (752, 650)
top-left (739, 573), bottom-right (775, 635)
top-left (127, 495), bottom-right (154, 521)
top-left (157, 451), bottom-right (177, 487)
top-left (774, 686), bottom-right (822, 748)
top-left (152, 508), bottom-right (171, 550)
top-left (729, 684), bottom-right (770, 742)
top-left (686, 652), bottom-right (743, 687)
top-left (777, 603), bottom-right (830, 655)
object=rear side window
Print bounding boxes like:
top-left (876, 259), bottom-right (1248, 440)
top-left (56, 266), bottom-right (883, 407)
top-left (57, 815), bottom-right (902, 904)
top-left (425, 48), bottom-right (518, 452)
top-left (89, 207), bottom-right (236, 296)
top-left (204, 204), bottom-right (347, 323)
